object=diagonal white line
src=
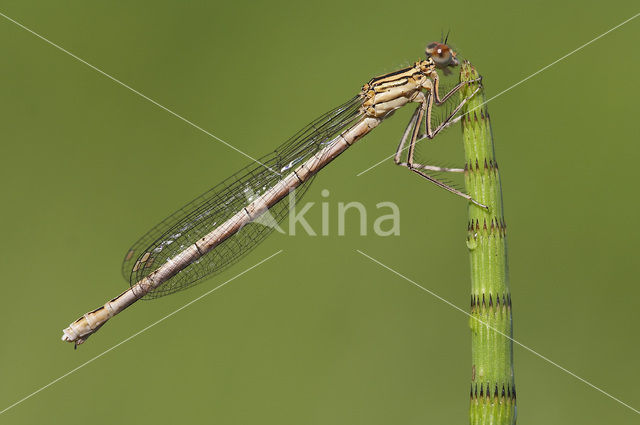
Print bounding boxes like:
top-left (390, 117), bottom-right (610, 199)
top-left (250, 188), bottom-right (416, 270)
top-left (356, 249), bottom-right (640, 415)
top-left (467, 11), bottom-right (640, 117)
top-left (356, 11), bottom-right (640, 177)
top-left (357, 152), bottom-right (396, 178)
top-left (0, 11), bottom-right (280, 176)
top-left (0, 250), bottom-right (283, 416)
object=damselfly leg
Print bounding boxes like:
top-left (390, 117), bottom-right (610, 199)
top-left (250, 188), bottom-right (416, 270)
top-left (394, 78), bottom-right (487, 209)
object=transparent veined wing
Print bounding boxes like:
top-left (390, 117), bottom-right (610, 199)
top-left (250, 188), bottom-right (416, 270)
top-left (122, 95), bottom-right (364, 298)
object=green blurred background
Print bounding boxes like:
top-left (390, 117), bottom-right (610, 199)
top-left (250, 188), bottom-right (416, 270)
top-left (1, 1), bottom-right (638, 423)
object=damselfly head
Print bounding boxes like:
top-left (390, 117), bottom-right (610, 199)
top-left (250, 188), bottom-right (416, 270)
top-left (426, 42), bottom-right (459, 70)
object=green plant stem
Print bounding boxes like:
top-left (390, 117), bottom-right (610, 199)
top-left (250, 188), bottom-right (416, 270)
top-left (460, 61), bottom-right (516, 425)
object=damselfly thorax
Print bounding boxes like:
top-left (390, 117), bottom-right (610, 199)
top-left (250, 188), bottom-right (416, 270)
top-left (361, 60), bottom-right (440, 118)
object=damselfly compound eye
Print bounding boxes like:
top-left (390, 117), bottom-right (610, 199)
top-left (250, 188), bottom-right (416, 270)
top-left (426, 42), bottom-right (458, 69)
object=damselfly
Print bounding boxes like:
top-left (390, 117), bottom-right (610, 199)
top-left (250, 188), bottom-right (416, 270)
top-left (62, 41), bottom-right (483, 346)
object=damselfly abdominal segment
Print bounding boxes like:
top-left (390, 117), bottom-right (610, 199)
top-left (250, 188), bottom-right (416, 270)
top-left (62, 41), bottom-right (483, 346)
